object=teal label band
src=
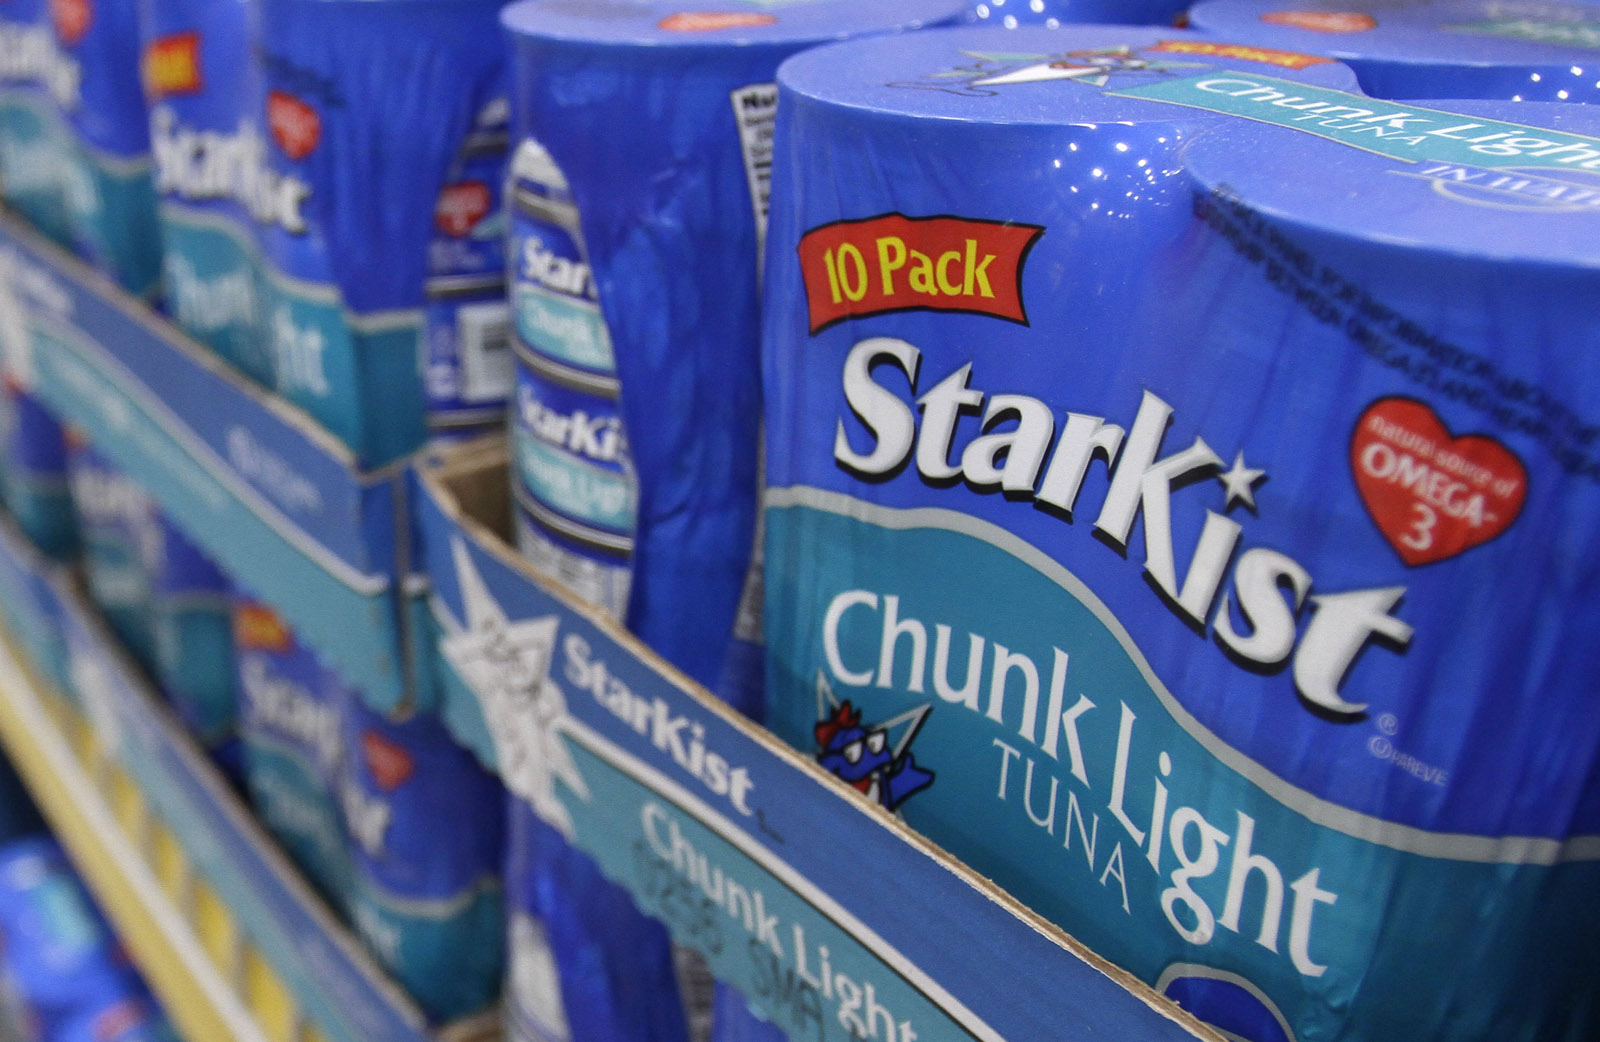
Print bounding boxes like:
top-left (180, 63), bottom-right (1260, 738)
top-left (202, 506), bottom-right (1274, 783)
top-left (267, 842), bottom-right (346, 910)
top-left (764, 492), bottom-right (1600, 1039)
top-left (513, 282), bottom-right (616, 375)
top-left (1112, 72), bottom-right (1600, 170)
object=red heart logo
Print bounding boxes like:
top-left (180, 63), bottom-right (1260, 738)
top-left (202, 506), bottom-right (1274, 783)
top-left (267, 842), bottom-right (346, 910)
top-left (434, 181), bottom-right (491, 237)
top-left (1350, 397), bottom-right (1526, 567)
top-left (362, 731), bottom-right (414, 792)
top-left (50, 0), bottom-right (92, 46)
top-left (267, 90), bottom-right (321, 162)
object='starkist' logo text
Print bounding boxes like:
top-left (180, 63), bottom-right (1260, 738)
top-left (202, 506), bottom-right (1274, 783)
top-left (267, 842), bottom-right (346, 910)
top-left (834, 337), bottom-right (1415, 717)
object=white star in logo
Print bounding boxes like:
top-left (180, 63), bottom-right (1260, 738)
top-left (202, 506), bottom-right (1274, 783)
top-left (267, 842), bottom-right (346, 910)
top-left (974, 60), bottom-right (1123, 88)
top-left (1217, 451), bottom-right (1266, 512)
top-left (439, 537), bottom-right (588, 839)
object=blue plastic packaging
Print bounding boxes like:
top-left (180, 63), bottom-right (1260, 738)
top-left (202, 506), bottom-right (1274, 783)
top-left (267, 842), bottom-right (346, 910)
top-left (1188, 0), bottom-right (1600, 102)
top-left (0, 838), bottom-right (147, 1039)
top-left (507, 133), bottom-right (635, 621)
top-left (511, 359), bottom-right (636, 621)
top-left (231, 596), bottom-right (350, 912)
top-left (501, 0), bottom-right (968, 694)
top-left (253, 0), bottom-right (510, 467)
top-left (149, 514), bottom-right (239, 778)
top-left (764, 24), bottom-right (1600, 1042)
top-left (0, 0), bottom-right (76, 249)
top-left (424, 100), bottom-right (513, 443)
top-left (500, 3), bottom-right (969, 1040)
top-left (51, 0), bottom-right (162, 299)
top-left (137, 0), bottom-right (276, 385)
top-left (970, 0), bottom-right (1188, 28)
top-left (0, 382), bottom-right (76, 561)
top-left (64, 437), bottom-right (158, 673)
top-left (338, 694), bottom-right (505, 1024)
top-left (505, 799), bottom-right (689, 1042)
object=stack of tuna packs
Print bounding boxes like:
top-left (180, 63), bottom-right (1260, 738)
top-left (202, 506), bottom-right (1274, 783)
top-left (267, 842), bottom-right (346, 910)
top-left (497, 0), bottom-right (966, 1039)
top-left (761, 22), bottom-right (1600, 1042)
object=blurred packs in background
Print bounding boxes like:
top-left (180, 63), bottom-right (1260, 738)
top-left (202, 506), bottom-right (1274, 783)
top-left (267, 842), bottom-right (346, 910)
top-left (0, 0), bottom-right (1598, 1040)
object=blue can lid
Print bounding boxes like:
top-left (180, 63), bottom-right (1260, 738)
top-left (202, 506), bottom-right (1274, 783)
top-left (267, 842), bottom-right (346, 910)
top-left (776, 25), bottom-right (1362, 125)
top-left (267, 0), bottom-right (501, 5)
top-left (1180, 96), bottom-right (1600, 268)
top-left (1188, 1), bottom-right (1600, 101)
top-left (501, 0), bottom-right (970, 51)
top-left (969, 0), bottom-right (1189, 29)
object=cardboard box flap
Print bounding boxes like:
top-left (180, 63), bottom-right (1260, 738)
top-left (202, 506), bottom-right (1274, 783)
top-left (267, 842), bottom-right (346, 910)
top-left (414, 442), bottom-right (1218, 1042)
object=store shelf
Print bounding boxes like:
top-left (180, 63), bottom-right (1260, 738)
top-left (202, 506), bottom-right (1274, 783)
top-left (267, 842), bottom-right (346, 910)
top-left (0, 621), bottom-right (265, 1042)
top-left (0, 202), bottom-right (1218, 1042)
top-left (0, 515), bottom-right (489, 1042)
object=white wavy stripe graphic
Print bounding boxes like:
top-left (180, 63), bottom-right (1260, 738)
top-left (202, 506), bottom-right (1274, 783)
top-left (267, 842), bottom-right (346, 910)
top-left (766, 485), bottom-right (1600, 867)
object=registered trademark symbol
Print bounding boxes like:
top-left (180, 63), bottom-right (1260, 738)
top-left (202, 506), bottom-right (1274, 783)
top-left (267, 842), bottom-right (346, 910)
top-left (1377, 713), bottom-right (1399, 736)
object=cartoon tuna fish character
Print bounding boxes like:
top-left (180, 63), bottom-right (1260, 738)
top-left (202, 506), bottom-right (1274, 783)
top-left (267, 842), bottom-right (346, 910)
top-left (813, 673), bottom-right (934, 813)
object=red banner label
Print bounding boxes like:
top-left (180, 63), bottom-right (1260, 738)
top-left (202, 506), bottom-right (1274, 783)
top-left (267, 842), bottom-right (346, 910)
top-left (1151, 39), bottom-right (1334, 69)
top-left (143, 32), bottom-right (202, 98)
top-left (797, 214), bottom-right (1043, 333)
top-left (1351, 397), bottom-right (1526, 566)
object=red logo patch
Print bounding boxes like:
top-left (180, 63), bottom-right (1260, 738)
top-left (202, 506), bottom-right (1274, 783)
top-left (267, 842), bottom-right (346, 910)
top-left (267, 90), bottom-right (321, 162)
top-left (1350, 397), bottom-right (1526, 567)
top-left (434, 181), bottom-right (492, 237)
top-left (50, 0), bottom-right (91, 46)
top-left (1261, 10), bottom-right (1376, 33)
top-left (658, 11), bottom-right (777, 32)
top-left (1151, 39), bottom-right (1333, 69)
top-left (362, 731), bottom-right (414, 792)
top-left (232, 602), bottom-right (292, 654)
top-left (143, 32), bottom-right (203, 98)
top-left (797, 214), bottom-right (1043, 334)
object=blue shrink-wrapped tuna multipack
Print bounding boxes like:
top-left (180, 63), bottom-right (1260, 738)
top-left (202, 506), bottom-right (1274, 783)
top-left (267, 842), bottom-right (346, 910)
top-left (498, 1), bottom-right (968, 1039)
top-left (0, 376), bottom-right (74, 562)
top-left (148, 513), bottom-right (239, 778)
top-left (0, 1), bottom-right (80, 568)
top-left (50, 0), bottom-right (162, 301)
top-left (1188, 0), bottom-right (1600, 102)
top-left (338, 693), bottom-right (506, 1025)
top-left (253, 0), bottom-right (508, 466)
top-left (424, 99), bottom-right (513, 445)
top-left (64, 435), bottom-right (238, 779)
top-left (0, 0), bottom-right (76, 248)
top-left (762, 23), bottom-right (1600, 1042)
top-left (64, 435), bottom-right (159, 675)
top-left (231, 595), bottom-right (351, 913)
top-left (136, 0), bottom-right (277, 386)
